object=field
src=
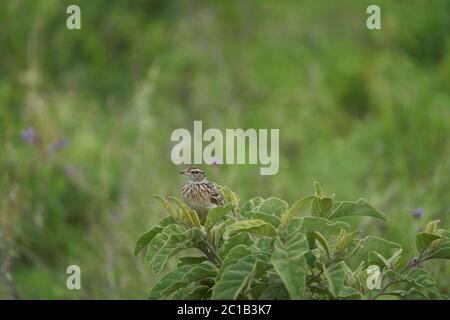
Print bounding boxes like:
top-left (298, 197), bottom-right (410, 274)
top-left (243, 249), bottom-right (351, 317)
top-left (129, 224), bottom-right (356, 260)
top-left (0, 0), bottom-right (449, 299)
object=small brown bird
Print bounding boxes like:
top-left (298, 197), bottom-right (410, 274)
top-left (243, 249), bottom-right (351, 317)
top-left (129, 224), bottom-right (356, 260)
top-left (180, 167), bottom-right (224, 220)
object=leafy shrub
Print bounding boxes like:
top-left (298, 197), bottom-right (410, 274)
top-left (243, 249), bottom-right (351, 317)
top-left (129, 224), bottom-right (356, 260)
top-left (135, 182), bottom-right (449, 300)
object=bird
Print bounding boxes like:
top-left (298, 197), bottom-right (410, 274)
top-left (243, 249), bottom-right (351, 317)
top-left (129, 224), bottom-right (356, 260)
top-left (180, 167), bottom-right (224, 220)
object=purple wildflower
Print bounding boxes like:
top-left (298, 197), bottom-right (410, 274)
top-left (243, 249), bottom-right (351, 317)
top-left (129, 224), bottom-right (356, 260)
top-left (21, 127), bottom-right (37, 144)
top-left (64, 164), bottom-right (75, 177)
top-left (411, 207), bottom-right (424, 219)
top-left (208, 158), bottom-right (222, 166)
top-left (50, 138), bottom-right (69, 154)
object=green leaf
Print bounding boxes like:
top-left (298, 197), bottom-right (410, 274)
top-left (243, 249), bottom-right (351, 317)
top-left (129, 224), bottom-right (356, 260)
top-left (172, 284), bottom-right (210, 300)
top-left (428, 239), bottom-right (450, 260)
top-left (153, 195), bottom-right (179, 221)
top-left (387, 248), bottom-right (403, 268)
top-left (403, 268), bottom-right (446, 299)
top-left (162, 261), bottom-right (217, 297)
top-left (256, 197), bottom-right (289, 216)
top-left (259, 272), bottom-right (290, 300)
top-left (219, 232), bottom-right (253, 259)
top-left (311, 197), bottom-right (333, 218)
top-left (307, 231), bottom-right (330, 259)
top-left (328, 199), bottom-right (387, 222)
top-left (219, 245), bottom-right (252, 277)
top-left (416, 232), bottom-right (441, 254)
top-left (271, 233), bottom-right (308, 299)
top-left (224, 219), bottom-right (277, 238)
top-left (177, 256), bottom-right (209, 268)
top-left (145, 224), bottom-right (185, 267)
top-left (300, 216), bottom-right (350, 235)
top-left (134, 216), bottom-right (175, 256)
top-left (425, 220), bottom-right (440, 234)
top-left (254, 237), bottom-right (274, 256)
top-left (404, 288), bottom-right (429, 300)
top-left (146, 228), bottom-right (202, 273)
top-left (338, 286), bottom-right (363, 300)
top-left (241, 197), bottom-right (264, 214)
top-left (368, 251), bottom-right (390, 270)
top-left (281, 195), bottom-right (315, 227)
top-left (169, 196), bottom-right (201, 227)
top-left (241, 210), bottom-right (281, 227)
top-left (219, 185), bottom-right (239, 207)
top-left (147, 264), bottom-right (195, 299)
top-left (205, 203), bottom-right (233, 231)
top-left (356, 236), bottom-right (402, 261)
top-left (212, 255), bottom-right (264, 299)
top-left (323, 261), bottom-right (346, 298)
top-left (336, 230), bottom-right (360, 254)
top-left (208, 220), bottom-right (228, 249)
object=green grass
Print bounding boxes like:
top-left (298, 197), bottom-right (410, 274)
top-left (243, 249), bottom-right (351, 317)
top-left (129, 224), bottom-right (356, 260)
top-left (0, 0), bottom-right (449, 299)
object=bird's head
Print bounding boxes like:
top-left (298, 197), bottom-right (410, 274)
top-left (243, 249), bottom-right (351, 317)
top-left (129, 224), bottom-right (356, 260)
top-left (179, 167), bottom-right (206, 182)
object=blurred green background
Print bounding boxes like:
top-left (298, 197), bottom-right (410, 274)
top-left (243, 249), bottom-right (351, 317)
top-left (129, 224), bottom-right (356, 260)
top-left (1, 0), bottom-right (449, 299)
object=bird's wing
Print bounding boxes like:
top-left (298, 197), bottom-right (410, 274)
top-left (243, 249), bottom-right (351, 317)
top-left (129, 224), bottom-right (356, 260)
top-left (207, 182), bottom-right (224, 206)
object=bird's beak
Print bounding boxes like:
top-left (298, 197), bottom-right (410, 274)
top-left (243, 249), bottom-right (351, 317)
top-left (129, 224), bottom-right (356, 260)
top-left (179, 169), bottom-right (188, 175)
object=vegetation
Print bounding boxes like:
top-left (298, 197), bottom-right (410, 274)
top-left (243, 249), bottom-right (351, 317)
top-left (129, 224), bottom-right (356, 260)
top-left (0, 1), bottom-right (449, 299)
top-left (136, 183), bottom-right (449, 299)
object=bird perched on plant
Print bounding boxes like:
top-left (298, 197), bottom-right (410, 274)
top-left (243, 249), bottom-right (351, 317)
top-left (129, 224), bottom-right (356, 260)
top-left (180, 167), bottom-right (224, 220)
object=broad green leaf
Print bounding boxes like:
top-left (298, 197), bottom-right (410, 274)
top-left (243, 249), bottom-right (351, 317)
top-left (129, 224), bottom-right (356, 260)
top-left (205, 203), bottom-right (233, 231)
top-left (368, 251), bottom-right (390, 270)
top-left (311, 197), bottom-right (333, 218)
top-left (339, 286), bottom-right (363, 300)
top-left (328, 199), bottom-right (387, 222)
top-left (271, 233), bottom-right (308, 299)
top-left (254, 237), bottom-right (274, 256)
top-left (150, 227), bottom-right (203, 273)
top-left (427, 238), bottom-right (450, 260)
top-left (162, 262), bottom-right (217, 297)
top-left (281, 195), bottom-right (315, 227)
top-left (259, 272), bottom-right (290, 300)
top-left (387, 248), bottom-right (403, 268)
top-left (356, 236), bottom-right (402, 261)
top-left (219, 245), bottom-right (252, 277)
top-left (403, 268), bottom-right (446, 299)
top-left (172, 284), bottom-right (210, 300)
top-left (145, 224), bottom-right (185, 267)
top-left (425, 220), bottom-right (440, 234)
top-left (300, 216), bottom-right (350, 235)
top-left (323, 261), bottom-right (346, 298)
top-left (307, 231), bottom-right (330, 259)
top-left (177, 256), bottom-right (208, 267)
top-left (415, 232), bottom-right (440, 254)
top-left (147, 264), bottom-right (195, 299)
top-left (224, 219), bottom-right (277, 238)
top-left (134, 216), bottom-right (175, 256)
top-left (153, 195), bottom-right (184, 224)
top-left (336, 230), bottom-right (360, 254)
top-left (220, 185), bottom-right (239, 207)
top-left (241, 197), bottom-right (264, 214)
top-left (212, 255), bottom-right (263, 299)
top-left (256, 197), bottom-right (289, 216)
top-left (304, 251), bottom-right (317, 268)
top-left (169, 196), bottom-right (201, 228)
top-left (208, 221), bottom-right (228, 250)
top-left (248, 282), bottom-right (270, 300)
top-left (404, 288), bottom-right (429, 300)
top-left (241, 210), bottom-right (281, 227)
top-left (219, 232), bottom-right (253, 259)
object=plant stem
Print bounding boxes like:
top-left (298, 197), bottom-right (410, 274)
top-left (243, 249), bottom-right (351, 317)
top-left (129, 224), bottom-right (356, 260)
top-left (369, 254), bottom-right (426, 300)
